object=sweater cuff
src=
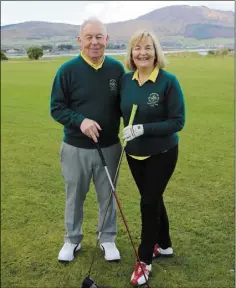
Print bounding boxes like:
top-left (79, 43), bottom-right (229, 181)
top-left (75, 114), bottom-right (86, 128)
top-left (142, 123), bottom-right (150, 135)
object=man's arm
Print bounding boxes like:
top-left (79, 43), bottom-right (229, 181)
top-left (50, 67), bottom-right (101, 142)
top-left (50, 68), bottom-right (85, 128)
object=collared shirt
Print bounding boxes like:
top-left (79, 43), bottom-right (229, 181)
top-left (80, 51), bottom-right (105, 70)
top-left (132, 66), bottom-right (159, 86)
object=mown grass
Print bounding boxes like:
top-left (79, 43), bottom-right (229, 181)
top-left (1, 54), bottom-right (234, 288)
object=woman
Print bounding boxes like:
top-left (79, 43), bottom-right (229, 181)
top-left (120, 30), bottom-right (186, 286)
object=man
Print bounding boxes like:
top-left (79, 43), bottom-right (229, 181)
top-left (50, 17), bottom-right (125, 263)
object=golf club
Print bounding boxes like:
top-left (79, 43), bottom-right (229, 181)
top-left (93, 142), bottom-right (150, 288)
top-left (81, 104), bottom-right (150, 287)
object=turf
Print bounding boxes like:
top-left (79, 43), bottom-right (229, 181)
top-left (1, 54), bottom-right (234, 288)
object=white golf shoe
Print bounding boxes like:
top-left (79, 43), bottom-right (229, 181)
top-left (58, 242), bottom-right (81, 262)
top-left (100, 242), bottom-right (120, 262)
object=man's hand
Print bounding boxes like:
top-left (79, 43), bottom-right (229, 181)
top-left (80, 118), bottom-right (102, 143)
top-left (122, 124), bottom-right (144, 142)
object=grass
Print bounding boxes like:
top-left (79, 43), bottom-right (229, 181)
top-left (1, 55), bottom-right (234, 288)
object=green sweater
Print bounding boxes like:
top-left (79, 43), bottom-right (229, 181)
top-left (120, 69), bottom-right (186, 156)
top-left (50, 55), bottom-right (125, 148)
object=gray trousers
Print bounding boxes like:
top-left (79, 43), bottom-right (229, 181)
top-left (60, 141), bottom-right (122, 244)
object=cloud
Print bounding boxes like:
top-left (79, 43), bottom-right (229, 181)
top-left (84, 1), bottom-right (235, 24)
top-left (84, 2), bottom-right (105, 16)
top-left (1, 1), bottom-right (234, 26)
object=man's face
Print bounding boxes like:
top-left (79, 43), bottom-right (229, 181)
top-left (78, 22), bottom-right (109, 61)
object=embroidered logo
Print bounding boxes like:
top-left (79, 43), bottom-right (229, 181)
top-left (147, 93), bottom-right (159, 107)
top-left (109, 79), bottom-right (117, 91)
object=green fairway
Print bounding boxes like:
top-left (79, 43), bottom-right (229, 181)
top-left (1, 54), bottom-right (234, 288)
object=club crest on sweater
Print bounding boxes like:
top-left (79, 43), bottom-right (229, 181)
top-left (109, 79), bottom-right (117, 91)
top-left (147, 93), bottom-right (159, 107)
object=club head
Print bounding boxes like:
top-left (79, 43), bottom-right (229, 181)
top-left (139, 284), bottom-right (150, 288)
top-left (81, 276), bottom-right (100, 288)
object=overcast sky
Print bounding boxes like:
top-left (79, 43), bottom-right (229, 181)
top-left (1, 1), bottom-right (235, 26)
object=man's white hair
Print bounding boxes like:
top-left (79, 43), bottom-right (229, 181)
top-left (79, 16), bottom-right (107, 35)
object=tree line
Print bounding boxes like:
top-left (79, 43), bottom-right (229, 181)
top-left (1, 42), bottom-right (128, 60)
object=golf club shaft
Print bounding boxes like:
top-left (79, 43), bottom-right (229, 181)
top-left (87, 105), bottom-right (138, 277)
top-left (107, 103), bottom-right (138, 187)
top-left (96, 103), bottom-right (138, 240)
top-left (95, 143), bottom-right (150, 287)
top-left (109, 103), bottom-right (138, 187)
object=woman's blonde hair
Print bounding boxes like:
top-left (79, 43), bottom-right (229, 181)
top-left (125, 30), bottom-right (167, 71)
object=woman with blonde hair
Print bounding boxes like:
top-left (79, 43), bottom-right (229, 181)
top-left (120, 30), bottom-right (186, 286)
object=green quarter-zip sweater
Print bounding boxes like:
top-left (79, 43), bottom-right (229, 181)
top-left (120, 69), bottom-right (186, 156)
top-left (50, 55), bottom-right (125, 148)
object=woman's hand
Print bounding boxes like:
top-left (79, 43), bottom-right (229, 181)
top-left (122, 124), bottom-right (144, 141)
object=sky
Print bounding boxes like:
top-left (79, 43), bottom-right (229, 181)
top-left (1, 1), bottom-right (235, 26)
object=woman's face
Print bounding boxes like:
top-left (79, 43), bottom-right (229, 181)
top-left (132, 36), bottom-right (156, 69)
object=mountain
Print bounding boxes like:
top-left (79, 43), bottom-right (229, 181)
top-left (184, 23), bottom-right (234, 39)
top-left (107, 5), bottom-right (234, 40)
top-left (1, 5), bottom-right (234, 47)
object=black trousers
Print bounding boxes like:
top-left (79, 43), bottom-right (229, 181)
top-left (126, 145), bottom-right (178, 265)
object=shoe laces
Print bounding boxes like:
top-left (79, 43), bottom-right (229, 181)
top-left (135, 262), bottom-right (149, 275)
top-left (64, 242), bottom-right (77, 249)
top-left (102, 242), bottom-right (116, 249)
top-left (105, 242), bottom-right (114, 247)
top-left (153, 244), bottom-right (160, 255)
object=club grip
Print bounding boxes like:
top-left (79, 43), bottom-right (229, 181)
top-left (94, 142), bottom-right (106, 167)
top-left (123, 104), bottom-right (138, 147)
top-left (128, 104), bottom-right (138, 126)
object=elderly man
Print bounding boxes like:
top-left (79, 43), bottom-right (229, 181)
top-left (50, 17), bottom-right (125, 263)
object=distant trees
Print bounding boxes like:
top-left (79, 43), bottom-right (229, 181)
top-left (1, 51), bottom-right (8, 60)
top-left (207, 50), bottom-right (215, 55)
top-left (57, 44), bottom-right (74, 50)
top-left (41, 44), bottom-right (53, 51)
top-left (207, 48), bottom-right (233, 56)
top-left (106, 43), bottom-right (127, 49)
top-left (27, 46), bottom-right (44, 60)
top-left (220, 49), bottom-right (229, 56)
